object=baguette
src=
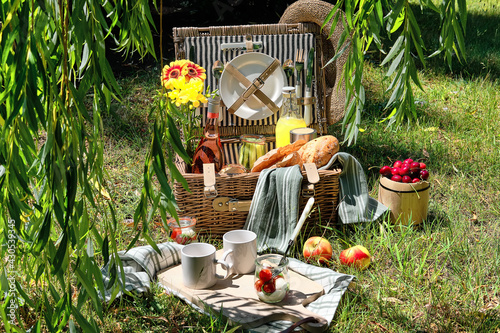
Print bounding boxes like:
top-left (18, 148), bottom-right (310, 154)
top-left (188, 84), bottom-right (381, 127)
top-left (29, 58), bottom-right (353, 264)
top-left (251, 140), bottom-right (307, 172)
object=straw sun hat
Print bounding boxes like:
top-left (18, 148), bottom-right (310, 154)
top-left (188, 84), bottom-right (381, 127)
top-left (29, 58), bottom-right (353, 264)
top-left (279, 0), bottom-right (350, 125)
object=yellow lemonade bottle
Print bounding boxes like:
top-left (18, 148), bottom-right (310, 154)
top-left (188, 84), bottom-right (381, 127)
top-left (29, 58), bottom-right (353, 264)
top-left (275, 87), bottom-right (307, 148)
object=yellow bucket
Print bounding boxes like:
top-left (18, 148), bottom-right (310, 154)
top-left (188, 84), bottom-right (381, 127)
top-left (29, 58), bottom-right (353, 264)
top-left (378, 176), bottom-right (430, 225)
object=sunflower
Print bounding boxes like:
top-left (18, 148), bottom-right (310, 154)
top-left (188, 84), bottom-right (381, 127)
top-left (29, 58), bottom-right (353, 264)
top-left (162, 60), bottom-right (189, 89)
top-left (184, 61), bottom-right (206, 82)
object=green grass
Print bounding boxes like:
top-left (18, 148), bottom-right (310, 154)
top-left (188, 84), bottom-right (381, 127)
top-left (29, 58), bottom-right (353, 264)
top-left (94, 1), bottom-right (500, 332)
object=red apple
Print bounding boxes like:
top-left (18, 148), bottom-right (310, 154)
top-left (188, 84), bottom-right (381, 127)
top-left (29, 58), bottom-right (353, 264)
top-left (339, 245), bottom-right (371, 270)
top-left (303, 237), bottom-right (333, 264)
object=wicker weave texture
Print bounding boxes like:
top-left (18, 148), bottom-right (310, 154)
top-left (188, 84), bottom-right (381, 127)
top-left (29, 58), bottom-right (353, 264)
top-left (173, 169), bottom-right (340, 237)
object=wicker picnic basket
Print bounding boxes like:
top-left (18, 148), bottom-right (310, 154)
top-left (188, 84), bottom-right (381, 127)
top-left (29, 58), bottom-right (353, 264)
top-left (171, 0), bottom-right (348, 236)
top-left (173, 167), bottom-right (341, 237)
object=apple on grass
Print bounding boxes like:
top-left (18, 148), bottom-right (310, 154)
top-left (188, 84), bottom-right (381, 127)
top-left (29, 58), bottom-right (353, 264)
top-left (302, 237), bottom-right (333, 264)
top-left (339, 245), bottom-right (371, 270)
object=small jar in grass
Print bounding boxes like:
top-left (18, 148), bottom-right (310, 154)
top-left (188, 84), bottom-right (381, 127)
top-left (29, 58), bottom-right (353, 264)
top-left (167, 217), bottom-right (197, 245)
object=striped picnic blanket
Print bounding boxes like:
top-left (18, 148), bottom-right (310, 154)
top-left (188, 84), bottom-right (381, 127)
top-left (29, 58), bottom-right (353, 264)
top-left (101, 242), bottom-right (354, 332)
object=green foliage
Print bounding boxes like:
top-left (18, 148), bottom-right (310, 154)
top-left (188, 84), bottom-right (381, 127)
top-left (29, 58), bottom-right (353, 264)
top-left (325, 0), bottom-right (468, 145)
top-left (0, 0), bottom-right (157, 331)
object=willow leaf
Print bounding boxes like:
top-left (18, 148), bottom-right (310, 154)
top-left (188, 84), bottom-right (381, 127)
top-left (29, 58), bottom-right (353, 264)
top-left (386, 49), bottom-right (405, 77)
top-left (452, 18), bottom-right (466, 61)
top-left (381, 35), bottom-right (404, 66)
top-left (71, 305), bottom-right (98, 333)
top-left (408, 58), bottom-right (424, 91)
top-left (457, 0), bottom-right (467, 29)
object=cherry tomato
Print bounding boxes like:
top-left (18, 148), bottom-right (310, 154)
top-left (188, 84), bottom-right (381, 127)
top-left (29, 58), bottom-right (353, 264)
top-left (254, 279), bottom-right (264, 292)
top-left (170, 227), bottom-right (181, 240)
top-left (262, 281), bottom-right (276, 294)
top-left (259, 269), bottom-right (272, 283)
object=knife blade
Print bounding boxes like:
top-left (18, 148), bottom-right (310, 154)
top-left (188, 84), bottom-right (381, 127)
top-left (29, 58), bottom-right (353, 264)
top-left (304, 47), bottom-right (315, 125)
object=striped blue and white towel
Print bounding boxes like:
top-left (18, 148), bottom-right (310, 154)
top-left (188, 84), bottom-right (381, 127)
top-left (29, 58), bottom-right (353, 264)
top-left (321, 152), bottom-right (388, 224)
top-left (243, 165), bottom-right (303, 254)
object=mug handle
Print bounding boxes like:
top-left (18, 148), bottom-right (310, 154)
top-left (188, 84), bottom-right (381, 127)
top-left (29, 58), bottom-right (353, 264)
top-left (215, 249), bottom-right (233, 279)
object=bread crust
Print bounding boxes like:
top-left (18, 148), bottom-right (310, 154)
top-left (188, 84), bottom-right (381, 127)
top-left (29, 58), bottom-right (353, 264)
top-left (250, 136), bottom-right (339, 172)
top-left (275, 151), bottom-right (303, 169)
top-left (250, 148), bottom-right (281, 172)
top-left (298, 135), bottom-right (339, 168)
top-left (251, 140), bottom-right (307, 172)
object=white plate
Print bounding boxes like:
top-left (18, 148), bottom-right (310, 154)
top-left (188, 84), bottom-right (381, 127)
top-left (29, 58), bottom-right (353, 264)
top-left (220, 53), bottom-right (286, 121)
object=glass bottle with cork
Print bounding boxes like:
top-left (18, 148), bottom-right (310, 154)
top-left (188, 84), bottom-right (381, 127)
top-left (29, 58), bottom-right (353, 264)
top-left (275, 87), bottom-right (307, 148)
top-left (191, 96), bottom-right (224, 173)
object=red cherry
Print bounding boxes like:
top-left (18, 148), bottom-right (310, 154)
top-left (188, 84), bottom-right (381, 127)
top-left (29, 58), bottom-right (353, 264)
top-left (391, 175), bottom-right (402, 182)
top-left (170, 227), bottom-right (181, 240)
top-left (259, 269), bottom-right (273, 283)
top-left (402, 175), bottom-right (412, 183)
top-left (419, 163), bottom-right (427, 170)
top-left (399, 165), bottom-right (410, 176)
top-left (393, 160), bottom-right (402, 168)
top-left (391, 167), bottom-right (400, 176)
top-left (412, 178), bottom-right (421, 183)
top-left (420, 169), bottom-right (429, 180)
top-left (404, 158), bottom-right (413, 165)
top-left (380, 166), bottom-right (392, 176)
top-left (410, 162), bottom-right (421, 172)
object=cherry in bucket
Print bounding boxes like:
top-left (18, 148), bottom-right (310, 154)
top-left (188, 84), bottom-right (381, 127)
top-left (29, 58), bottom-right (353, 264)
top-left (379, 158), bottom-right (430, 183)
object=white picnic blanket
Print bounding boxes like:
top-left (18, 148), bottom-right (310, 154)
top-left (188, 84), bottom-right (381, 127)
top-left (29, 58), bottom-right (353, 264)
top-left (101, 242), bottom-right (354, 332)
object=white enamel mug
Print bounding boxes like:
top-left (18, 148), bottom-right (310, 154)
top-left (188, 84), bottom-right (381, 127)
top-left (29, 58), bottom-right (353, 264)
top-left (181, 243), bottom-right (230, 289)
top-left (221, 230), bottom-right (257, 275)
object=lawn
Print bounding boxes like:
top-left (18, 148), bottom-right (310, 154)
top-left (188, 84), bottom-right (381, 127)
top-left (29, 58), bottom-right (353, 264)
top-left (94, 1), bottom-right (499, 332)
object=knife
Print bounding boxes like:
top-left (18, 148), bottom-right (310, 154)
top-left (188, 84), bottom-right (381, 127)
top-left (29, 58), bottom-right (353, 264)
top-left (304, 47), bottom-right (315, 126)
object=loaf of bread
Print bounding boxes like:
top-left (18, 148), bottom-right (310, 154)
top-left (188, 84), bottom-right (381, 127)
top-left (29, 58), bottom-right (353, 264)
top-left (298, 135), bottom-right (339, 168)
top-left (275, 151), bottom-right (303, 169)
top-left (251, 140), bottom-right (307, 172)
